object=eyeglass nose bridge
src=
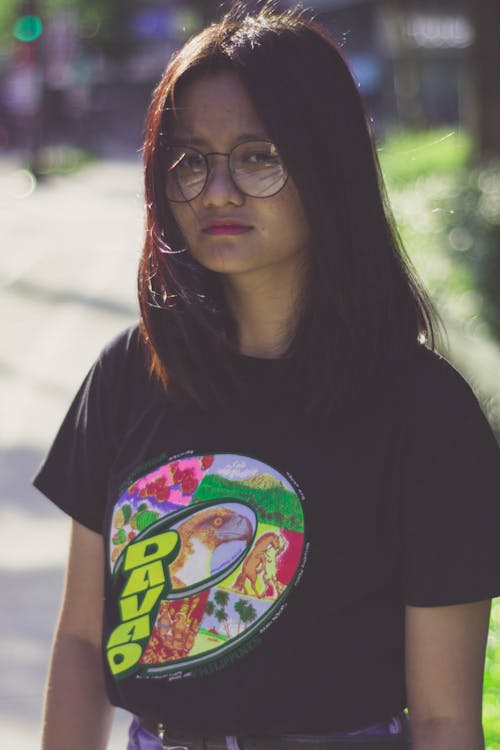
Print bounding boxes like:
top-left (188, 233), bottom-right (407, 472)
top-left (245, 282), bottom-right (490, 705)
top-left (200, 150), bottom-right (242, 197)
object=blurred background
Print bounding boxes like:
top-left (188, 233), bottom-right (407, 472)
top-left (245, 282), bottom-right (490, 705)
top-left (1, 0), bottom-right (499, 748)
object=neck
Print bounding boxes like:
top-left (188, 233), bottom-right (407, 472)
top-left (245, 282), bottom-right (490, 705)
top-left (222, 263), bottom-right (306, 359)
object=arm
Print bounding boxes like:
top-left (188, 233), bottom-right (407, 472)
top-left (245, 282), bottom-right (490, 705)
top-left (42, 520), bottom-right (114, 750)
top-left (405, 600), bottom-right (491, 750)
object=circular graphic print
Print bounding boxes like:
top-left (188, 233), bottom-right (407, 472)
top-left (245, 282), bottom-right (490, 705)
top-left (106, 453), bottom-right (306, 680)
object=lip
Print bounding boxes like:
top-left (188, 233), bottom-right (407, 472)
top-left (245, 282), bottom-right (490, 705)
top-left (202, 220), bottom-right (253, 235)
top-left (203, 224), bottom-right (252, 234)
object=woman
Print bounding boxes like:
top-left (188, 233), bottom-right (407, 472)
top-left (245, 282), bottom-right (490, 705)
top-left (34, 4), bottom-right (500, 750)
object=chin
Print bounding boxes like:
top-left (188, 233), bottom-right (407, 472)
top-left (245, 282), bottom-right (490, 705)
top-left (189, 246), bottom-right (262, 276)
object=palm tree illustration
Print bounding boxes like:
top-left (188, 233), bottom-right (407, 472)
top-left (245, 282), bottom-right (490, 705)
top-left (213, 590), bottom-right (231, 638)
top-left (214, 590), bottom-right (229, 608)
top-left (241, 602), bottom-right (257, 630)
top-left (214, 607), bottom-right (230, 639)
top-left (233, 600), bottom-right (258, 634)
top-left (234, 599), bottom-right (246, 634)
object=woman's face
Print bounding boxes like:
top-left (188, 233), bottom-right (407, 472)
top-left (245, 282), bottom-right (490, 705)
top-left (166, 71), bottom-right (310, 282)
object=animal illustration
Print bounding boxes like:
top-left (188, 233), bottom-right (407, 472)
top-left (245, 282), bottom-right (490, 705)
top-left (170, 506), bottom-right (253, 588)
top-left (233, 531), bottom-right (286, 599)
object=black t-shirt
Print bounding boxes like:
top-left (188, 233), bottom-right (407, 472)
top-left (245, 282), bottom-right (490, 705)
top-left (33, 325), bottom-right (500, 734)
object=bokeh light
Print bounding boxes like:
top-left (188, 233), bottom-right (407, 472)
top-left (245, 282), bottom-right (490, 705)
top-left (7, 169), bottom-right (37, 199)
top-left (13, 15), bottom-right (43, 43)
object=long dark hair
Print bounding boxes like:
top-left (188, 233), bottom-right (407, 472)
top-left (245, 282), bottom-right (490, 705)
top-left (138, 1), bottom-right (444, 417)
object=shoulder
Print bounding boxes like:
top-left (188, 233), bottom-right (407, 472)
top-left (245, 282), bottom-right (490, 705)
top-left (399, 344), bottom-right (499, 455)
top-left (93, 323), bottom-right (150, 385)
top-left (408, 344), bottom-right (472, 390)
top-left (89, 322), bottom-right (158, 409)
top-left (403, 344), bottom-right (479, 417)
top-left (98, 323), bottom-right (144, 367)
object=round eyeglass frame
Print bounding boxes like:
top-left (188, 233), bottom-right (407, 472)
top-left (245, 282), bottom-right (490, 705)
top-left (163, 139), bottom-right (289, 202)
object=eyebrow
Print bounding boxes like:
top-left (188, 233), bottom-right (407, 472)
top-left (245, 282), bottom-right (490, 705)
top-left (170, 132), bottom-right (270, 146)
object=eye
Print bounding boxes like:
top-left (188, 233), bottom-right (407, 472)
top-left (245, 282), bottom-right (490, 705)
top-left (249, 152), bottom-right (276, 165)
top-left (177, 151), bottom-right (205, 173)
top-left (236, 143), bottom-right (282, 170)
top-left (167, 148), bottom-right (205, 174)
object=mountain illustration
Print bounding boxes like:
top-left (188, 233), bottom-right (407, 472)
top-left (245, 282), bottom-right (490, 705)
top-left (243, 473), bottom-right (284, 490)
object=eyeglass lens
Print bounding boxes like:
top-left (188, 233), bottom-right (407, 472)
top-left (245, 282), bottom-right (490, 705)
top-left (165, 141), bottom-right (287, 202)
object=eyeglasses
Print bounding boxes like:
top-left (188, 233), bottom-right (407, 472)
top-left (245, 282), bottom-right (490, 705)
top-left (164, 140), bottom-right (288, 202)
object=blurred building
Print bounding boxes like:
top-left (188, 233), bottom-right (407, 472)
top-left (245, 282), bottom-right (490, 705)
top-left (284, 0), bottom-right (473, 134)
top-left (0, 0), bottom-right (475, 157)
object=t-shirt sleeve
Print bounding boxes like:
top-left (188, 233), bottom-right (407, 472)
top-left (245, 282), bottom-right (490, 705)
top-left (32, 329), bottom-right (137, 534)
top-left (399, 350), bottom-right (500, 606)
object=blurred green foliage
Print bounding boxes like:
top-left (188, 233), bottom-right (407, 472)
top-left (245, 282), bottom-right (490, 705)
top-left (379, 128), bottom-right (472, 186)
top-left (379, 129), bottom-right (500, 345)
top-left (485, 604), bottom-right (500, 748)
top-left (36, 144), bottom-right (93, 174)
top-left (446, 163), bottom-right (500, 341)
top-left (380, 131), bottom-right (476, 328)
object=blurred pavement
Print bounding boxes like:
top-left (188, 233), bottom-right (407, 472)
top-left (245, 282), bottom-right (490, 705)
top-left (0, 155), bottom-right (142, 749)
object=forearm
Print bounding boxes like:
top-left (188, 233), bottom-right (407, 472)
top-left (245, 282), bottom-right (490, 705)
top-left (42, 631), bottom-right (114, 750)
top-left (409, 717), bottom-right (484, 750)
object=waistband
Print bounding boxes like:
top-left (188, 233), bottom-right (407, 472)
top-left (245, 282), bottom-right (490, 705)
top-left (138, 715), bottom-right (411, 750)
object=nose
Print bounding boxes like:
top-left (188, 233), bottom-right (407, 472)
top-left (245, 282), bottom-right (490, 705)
top-left (201, 154), bottom-right (244, 208)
